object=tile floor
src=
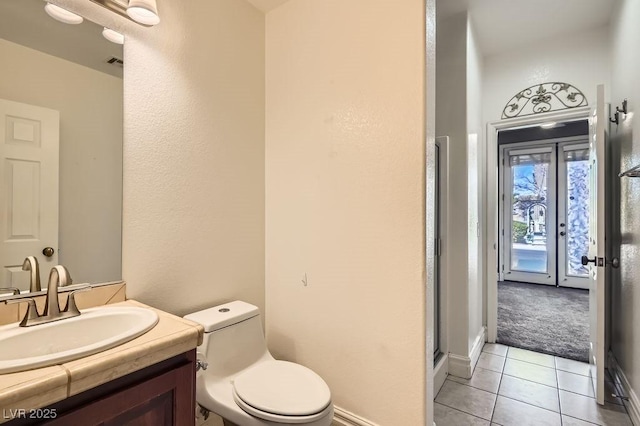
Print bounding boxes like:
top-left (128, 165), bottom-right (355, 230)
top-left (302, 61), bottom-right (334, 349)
top-left (435, 344), bottom-right (634, 426)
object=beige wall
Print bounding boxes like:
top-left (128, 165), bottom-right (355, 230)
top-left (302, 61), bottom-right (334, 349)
top-left (610, 0), bottom-right (640, 408)
top-left (53, 0), bottom-right (266, 316)
top-left (265, 1), bottom-right (426, 424)
top-left (0, 38), bottom-right (122, 284)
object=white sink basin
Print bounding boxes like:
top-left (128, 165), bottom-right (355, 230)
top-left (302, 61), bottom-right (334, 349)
top-left (0, 306), bottom-right (159, 374)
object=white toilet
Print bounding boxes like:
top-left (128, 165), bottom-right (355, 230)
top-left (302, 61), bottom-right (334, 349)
top-left (185, 301), bottom-right (333, 426)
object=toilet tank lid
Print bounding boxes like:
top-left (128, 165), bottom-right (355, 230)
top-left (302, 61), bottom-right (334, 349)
top-left (184, 301), bottom-right (260, 332)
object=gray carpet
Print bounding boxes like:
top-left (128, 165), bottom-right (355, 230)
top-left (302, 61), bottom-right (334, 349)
top-left (497, 281), bottom-right (589, 362)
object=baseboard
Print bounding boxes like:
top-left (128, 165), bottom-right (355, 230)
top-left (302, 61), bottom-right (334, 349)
top-left (332, 406), bottom-right (380, 426)
top-left (434, 354), bottom-right (448, 395)
top-left (448, 327), bottom-right (487, 379)
top-left (608, 352), bottom-right (640, 426)
top-left (448, 353), bottom-right (472, 379)
top-left (470, 327), bottom-right (487, 373)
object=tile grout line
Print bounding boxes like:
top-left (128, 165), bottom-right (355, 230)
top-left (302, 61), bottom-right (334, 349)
top-left (555, 356), bottom-right (563, 426)
top-left (489, 345), bottom-right (508, 423)
top-left (433, 399), bottom-right (493, 423)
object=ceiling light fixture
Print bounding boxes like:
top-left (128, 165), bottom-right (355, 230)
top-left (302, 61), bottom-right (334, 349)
top-left (127, 0), bottom-right (160, 25)
top-left (102, 27), bottom-right (125, 45)
top-left (44, 3), bottom-right (84, 25)
top-left (540, 122), bottom-right (557, 129)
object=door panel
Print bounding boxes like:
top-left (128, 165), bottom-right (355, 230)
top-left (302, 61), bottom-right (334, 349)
top-left (587, 85), bottom-right (607, 405)
top-left (0, 99), bottom-right (59, 291)
top-left (504, 146), bottom-right (556, 285)
top-left (558, 143), bottom-right (590, 289)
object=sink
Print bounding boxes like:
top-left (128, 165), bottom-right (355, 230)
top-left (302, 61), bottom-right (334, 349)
top-left (0, 306), bottom-right (159, 374)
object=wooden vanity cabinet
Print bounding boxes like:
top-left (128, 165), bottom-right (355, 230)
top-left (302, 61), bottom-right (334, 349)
top-left (11, 350), bottom-right (196, 426)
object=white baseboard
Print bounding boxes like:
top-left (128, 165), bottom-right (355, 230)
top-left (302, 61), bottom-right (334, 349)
top-left (470, 327), bottom-right (487, 372)
top-left (332, 406), bottom-right (380, 426)
top-left (434, 354), bottom-right (448, 395)
top-left (448, 327), bottom-right (487, 379)
top-left (608, 352), bottom-right (640, 426)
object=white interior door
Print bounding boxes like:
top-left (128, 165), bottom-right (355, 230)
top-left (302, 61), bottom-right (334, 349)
top-left (586, 85), bottom-right (607, 405)
top-left (0, 99), bottom-right (59, 291)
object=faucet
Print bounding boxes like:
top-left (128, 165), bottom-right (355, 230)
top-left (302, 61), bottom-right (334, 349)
top-left (22, 256), bottom-right (41, 292)
top-left (4, 265), bottom-right (90, 327)
top-left (44, 265), bottom-right (72, 317)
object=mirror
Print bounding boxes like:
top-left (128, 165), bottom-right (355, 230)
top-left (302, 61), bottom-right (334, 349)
top-left (0, 0), bottom-right (123, 295)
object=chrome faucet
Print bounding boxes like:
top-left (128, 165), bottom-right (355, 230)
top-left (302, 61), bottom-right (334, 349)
top-left (4, 265), bottom-right (90, 327)
top-left (22, 256), bottom-right (41, 292)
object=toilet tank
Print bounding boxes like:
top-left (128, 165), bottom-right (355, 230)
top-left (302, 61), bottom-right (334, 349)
top-left (185, 301), bottom-right (271, 376)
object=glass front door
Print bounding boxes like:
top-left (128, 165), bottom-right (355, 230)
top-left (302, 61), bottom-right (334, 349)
top-left (504, 146), bottom-right (557, 285)
top-left (558, 144), bottom-right (590, 289)
top-left (502, 141), bottom-right (589, 289)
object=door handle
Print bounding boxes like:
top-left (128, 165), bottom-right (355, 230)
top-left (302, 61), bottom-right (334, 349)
top-left (42, 247), bottom-right (55, 257)
top-left (581, 255), bottom-right (596, 266)
top-left (581, 255), bottom-right (620, 268)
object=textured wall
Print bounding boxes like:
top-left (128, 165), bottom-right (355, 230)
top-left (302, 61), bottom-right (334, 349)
top-left (53, 0), bottom-right (266, 316)
top-left (120, 0), bottom-right (266, 316)
top-left (610, 0), bottom-right (640, 403)
top-left (436, 12), bottom-right (470, 359)
top-left (466, 18), bottom-right (485, 350)
top-left (265, 0), bottom-right (427, 423)
top-left (0, 39), bottom-right (122, 284)
top-left (482, 26), bottom-right (611, 125)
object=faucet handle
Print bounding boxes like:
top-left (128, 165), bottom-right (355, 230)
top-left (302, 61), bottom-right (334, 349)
top-left (63, 285), bottom-right (92, 315)
top-left (5, 297), bottom-right (41, 326)
top-left (0, 287), bottom-right (20, 296)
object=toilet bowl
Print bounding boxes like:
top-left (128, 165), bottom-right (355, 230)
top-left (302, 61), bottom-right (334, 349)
top-left (185, 301), bottom-right (333, 426)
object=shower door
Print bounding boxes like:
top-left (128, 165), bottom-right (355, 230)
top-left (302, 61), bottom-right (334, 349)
top-left (503, 146), bottom-right (557, 285)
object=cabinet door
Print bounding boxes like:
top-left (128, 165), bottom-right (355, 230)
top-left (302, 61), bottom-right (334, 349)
top-left (44, 361), bottom-right (194, 426)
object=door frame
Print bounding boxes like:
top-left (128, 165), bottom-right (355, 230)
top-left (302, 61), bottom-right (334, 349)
top-left (486, 106), bottom-right (591, 343)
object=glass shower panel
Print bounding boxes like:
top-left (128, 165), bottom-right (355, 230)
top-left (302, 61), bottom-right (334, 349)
top-left (509, 153), bottom-right (551, 274)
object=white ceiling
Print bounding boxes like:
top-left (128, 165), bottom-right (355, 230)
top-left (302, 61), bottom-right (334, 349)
top-left (0, 0), bottom-right (123, 78)
top-left (246, 0), bottom-right (290, 13)
top-left (438, 0), bottom-right (617, 56)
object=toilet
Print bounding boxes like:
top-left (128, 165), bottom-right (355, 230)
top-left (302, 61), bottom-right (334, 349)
top-left (185, 301), bottom-right (333, 426)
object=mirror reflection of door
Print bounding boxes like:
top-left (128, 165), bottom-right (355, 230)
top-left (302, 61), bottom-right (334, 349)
top-left (502, 139), bottom-right (590, 290)
top-left (0, 99), bottom-right (59, 290)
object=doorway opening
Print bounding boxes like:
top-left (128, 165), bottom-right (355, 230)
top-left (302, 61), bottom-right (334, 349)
top-left (496, 119), bottom-right (590, 362)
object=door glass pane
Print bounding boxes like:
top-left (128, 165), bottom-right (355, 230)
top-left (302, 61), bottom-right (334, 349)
top-left (510, 154), bottom-right (549, 273)
top-left (566, 156), bottom-right (590, 277)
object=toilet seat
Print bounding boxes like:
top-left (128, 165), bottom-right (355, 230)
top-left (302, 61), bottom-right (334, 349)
top-left (232, 360), bottom-right (332, 424)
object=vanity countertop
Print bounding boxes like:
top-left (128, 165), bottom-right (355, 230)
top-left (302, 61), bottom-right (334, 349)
top-left (0, 300), bottom-right (204, 423)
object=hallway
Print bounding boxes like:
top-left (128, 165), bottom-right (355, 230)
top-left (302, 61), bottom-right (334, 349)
top-left (435, 344), bottom-right (632, 425)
